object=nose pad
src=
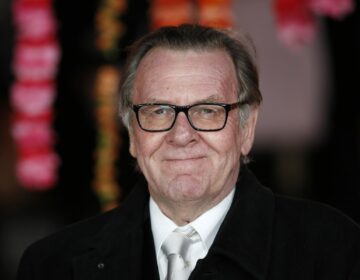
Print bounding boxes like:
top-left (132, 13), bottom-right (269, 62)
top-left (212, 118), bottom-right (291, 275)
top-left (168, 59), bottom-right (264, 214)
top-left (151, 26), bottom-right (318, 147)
top-left (174, 111), bottom-right (193, 128)
top-left (166, 112), bottom-right (197, 145)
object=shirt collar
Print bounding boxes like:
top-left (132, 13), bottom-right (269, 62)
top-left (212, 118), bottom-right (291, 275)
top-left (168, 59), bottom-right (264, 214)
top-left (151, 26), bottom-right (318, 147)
top-left (150, 187), bottom-right (235, 258)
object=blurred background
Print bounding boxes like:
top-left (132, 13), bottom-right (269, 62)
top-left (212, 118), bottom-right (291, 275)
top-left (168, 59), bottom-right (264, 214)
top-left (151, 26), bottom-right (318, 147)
top-left (1, 0), bottom-right (359, 279)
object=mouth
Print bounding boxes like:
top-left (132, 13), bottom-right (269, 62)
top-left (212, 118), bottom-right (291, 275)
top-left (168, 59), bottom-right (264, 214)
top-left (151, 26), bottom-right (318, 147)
top-left (164, 156), bottom-right (206, 162)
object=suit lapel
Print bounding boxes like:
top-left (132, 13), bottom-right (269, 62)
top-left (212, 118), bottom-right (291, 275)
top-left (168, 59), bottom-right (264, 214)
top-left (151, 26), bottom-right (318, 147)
top-left (191, 167), bottom-right (275, 280)
top-left (72, 176), bottom-right (149, 280)
top-left (142, 217), bottom-right (161, 280)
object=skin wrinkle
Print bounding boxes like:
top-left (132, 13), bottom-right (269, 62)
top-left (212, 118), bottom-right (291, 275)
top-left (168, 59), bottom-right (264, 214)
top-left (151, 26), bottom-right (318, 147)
top-left (129, 47), bottom-right (258, 225)
top-left (133, 48), bottom-right (238, 105)
top-left (138, 95), bottom-right (226, 106)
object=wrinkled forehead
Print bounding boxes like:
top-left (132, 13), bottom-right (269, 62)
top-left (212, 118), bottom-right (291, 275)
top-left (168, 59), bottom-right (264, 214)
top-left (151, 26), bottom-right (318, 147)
top-left (132, 47), bottom-right (239, 102)
top-left (137, 46), bottom-right (236, 74)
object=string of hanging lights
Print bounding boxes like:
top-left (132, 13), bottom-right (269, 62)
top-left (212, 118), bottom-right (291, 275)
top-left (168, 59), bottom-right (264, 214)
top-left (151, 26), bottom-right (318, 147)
top-left (93, 0), bottom-right (127, 211)
top-left (150, 0), bottom-right (234, 29)
top-left (11, 0), bottom-right (61, 189)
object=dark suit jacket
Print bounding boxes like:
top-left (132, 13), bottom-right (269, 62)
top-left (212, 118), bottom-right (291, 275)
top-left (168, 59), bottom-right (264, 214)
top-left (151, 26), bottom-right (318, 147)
top-left (17, 167), bottom-right (360, 280)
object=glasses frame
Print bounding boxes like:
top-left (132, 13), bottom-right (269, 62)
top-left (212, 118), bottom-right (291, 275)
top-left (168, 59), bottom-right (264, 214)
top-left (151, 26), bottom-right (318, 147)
top-left (131, 101), bottom-right (247, 132)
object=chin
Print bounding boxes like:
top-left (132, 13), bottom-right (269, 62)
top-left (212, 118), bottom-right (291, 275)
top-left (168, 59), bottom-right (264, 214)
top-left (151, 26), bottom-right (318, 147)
top-left (168, 175), bottom-right (206, 201)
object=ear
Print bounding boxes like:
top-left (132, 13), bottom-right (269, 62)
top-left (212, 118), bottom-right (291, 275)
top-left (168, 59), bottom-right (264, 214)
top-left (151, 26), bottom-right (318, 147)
top-left (128, 130), bottom-right (137, 158)
top-left (240, 106), bottom-right (259, 156)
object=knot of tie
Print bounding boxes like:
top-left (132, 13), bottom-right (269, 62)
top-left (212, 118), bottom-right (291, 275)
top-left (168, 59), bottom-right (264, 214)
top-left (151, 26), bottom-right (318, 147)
top-left (161, 226), bottom-right (199, 280)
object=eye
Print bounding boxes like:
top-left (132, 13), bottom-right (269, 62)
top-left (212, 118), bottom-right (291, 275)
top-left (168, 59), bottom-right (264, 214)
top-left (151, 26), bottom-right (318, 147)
top-left (153, 107), bottom-right (170, 115)
top-left (200, 108), bottom-right (217, 115)
top-left (192, 105), bottom-right (223, 119)
top-left (141, 105), bottom-right (173, 118)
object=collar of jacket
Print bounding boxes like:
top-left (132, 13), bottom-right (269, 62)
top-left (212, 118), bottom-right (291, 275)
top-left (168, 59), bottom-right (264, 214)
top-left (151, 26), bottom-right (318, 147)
top-left (190, 167), bottom-right (275, 280)
top-left (72, 166), bottom-right (274, 280)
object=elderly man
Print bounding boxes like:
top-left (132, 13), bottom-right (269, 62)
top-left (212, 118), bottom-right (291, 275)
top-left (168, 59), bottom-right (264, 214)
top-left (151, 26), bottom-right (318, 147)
top-left (18, 24), bottom-right (360, 280)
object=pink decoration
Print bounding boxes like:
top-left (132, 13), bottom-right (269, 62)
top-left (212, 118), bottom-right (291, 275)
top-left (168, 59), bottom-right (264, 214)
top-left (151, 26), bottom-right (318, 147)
top-left (11, 0), bottom-right (60, 190)
top-left (17, 152), bottom-right (59, 190)
top-left (11, 82), bottom-right (56, 116)
top-left (12, 120), bottom-right (55, 150)
top-left (277, 17), bottom-right (316, 50)
top-left (309, 0), bottom-right (355, 19)
top-left (13, 40), bottom-right (60, 81)
top-left (13, 2), bottom-right (57, 40)
top-left (274, 0), bottom-right (316, 50)
top-left (273, 0), bottom-right (355, 50)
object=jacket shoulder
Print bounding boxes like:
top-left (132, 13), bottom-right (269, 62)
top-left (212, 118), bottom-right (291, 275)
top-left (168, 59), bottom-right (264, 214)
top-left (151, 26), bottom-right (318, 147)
top-left (16, 209), bottom-right (120, 280)
top-left (272, 194), bottom-right (360, 273)
top-left (274, 194), bottom-right (360, 235)
top-left (17, 179), bottom-right (149, 280)
top-left (21, 178), bottom-right (148, 262)
top-left (22, 208), bottom-right (117, 262)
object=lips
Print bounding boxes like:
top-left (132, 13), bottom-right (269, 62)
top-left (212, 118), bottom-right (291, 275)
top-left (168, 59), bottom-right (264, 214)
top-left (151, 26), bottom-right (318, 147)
top-left (163, 156), bottom-right (206, 161)
top-left (163, 157), bottom-right (206, 169)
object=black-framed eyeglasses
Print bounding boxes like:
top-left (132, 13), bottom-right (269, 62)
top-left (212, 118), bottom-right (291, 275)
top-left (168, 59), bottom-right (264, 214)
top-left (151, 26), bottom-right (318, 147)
top-left (131, 101), bottom-right (246, 132)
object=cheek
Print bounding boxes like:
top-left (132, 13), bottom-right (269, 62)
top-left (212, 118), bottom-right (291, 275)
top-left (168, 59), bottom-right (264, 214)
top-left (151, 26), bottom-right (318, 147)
top-left (226, 116), bottom-right (244, 154)
top-left (131, 129), bottom-right (166, 160)
top-left (211, 117), bottom-right (242, 153)
top-left (202, 127), bottom-right (242, 163)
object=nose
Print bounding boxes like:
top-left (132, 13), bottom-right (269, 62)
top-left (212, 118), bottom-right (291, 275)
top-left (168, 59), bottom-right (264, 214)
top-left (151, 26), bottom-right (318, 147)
top-left (165, 112), bottom-right (198, 146)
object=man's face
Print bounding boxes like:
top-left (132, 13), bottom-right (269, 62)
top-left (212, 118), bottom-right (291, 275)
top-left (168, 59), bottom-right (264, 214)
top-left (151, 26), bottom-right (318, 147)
top-left (129, 47), bottom-right (258, 214)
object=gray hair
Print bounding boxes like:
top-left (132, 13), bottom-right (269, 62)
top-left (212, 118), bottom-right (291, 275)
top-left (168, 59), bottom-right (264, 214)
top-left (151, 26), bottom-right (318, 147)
top-left (119, 24), bottom-right (262, 130)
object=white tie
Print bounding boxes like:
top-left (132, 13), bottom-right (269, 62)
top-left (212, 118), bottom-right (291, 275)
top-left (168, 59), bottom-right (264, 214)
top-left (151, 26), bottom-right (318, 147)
top-left (161, 227), bottom-right (200, 280)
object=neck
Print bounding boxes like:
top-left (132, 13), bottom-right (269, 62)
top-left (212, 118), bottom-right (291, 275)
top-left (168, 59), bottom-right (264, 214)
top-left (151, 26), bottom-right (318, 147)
top-left (152, 188), bottom-right (234, 226)
top-left (161, 203), bottom-right (207, 226)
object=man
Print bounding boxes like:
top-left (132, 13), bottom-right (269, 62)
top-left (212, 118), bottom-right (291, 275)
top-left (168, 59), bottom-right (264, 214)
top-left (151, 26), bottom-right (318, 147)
top-left (18, 24), bottom-right (360, 280)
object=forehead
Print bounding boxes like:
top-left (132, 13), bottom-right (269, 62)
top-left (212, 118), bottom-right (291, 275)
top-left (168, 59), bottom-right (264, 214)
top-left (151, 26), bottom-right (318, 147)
top-left (133, 47), bottom-right (238, 103)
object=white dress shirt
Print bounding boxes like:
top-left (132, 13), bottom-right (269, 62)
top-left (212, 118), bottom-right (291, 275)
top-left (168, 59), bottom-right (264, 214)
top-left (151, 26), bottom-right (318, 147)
top-left (150, 188), bottom-right (235, 280)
